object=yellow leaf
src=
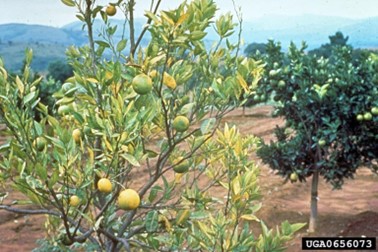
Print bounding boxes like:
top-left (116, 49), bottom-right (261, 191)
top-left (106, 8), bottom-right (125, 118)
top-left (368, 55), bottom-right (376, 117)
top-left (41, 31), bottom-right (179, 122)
top-left (65, 76), bottom-right (75, 83)
top-left (234, 139), bottom-right (242, 156)
top-left (196, 221), bottom-right (213, 241)
top-left (86, 77), bottom-right (99, 83)
top-left (176, 13), bottom-right (189, 27)
top-left (174, 173), bottom-right (183, 184)
top-left (87, 147), bottom-right (94, 165)
top-left (103, 137), bottom-right (113, 151)
top-left (161, 12), bottom-right (175, 26)
top-left (236, 73), bottom-right (249, 93)
top-left (231, 177), bottom-right (241, 195)
top-left (176, 209), bottom-right (190, 225)
top-left (0, 67), bottom-right (8, 80)
top-left (15, 76), bottom-right (24, 95)
top-left (163, 72), bottom-right (177, 89)
top-left (159, 215), bottom-right (172, 232)
top-left (224, 123), bottom-right (230, 141)
top-left (105, 71), bottom-right (113, 80)
top-left (240, 214), bottom-right (260, 222)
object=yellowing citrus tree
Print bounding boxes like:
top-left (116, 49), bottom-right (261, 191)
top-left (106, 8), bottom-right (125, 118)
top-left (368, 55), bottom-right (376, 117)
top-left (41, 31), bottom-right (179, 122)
top-left (0, 0), bottom-right (304, 251)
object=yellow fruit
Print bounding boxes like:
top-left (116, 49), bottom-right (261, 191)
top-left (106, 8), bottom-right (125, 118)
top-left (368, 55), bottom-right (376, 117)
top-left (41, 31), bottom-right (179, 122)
top-left (118, 189), bottom-right (140, 210)
top-left (173, 157), bottom-right (190, 173)
top-left (132, 74), bottom-right (153, 95)
top-left (69, 195), bottom-right (80, 207)
top-left (106, 5), bottom-right (117, 16)
top-left (290, 172), bottom-right (298, 182)
top-left (173, 115), bottom-right (190, 132)
top-left (33, 137), bottom-right (47, 152)
top-left (97, 178), bottom-right (112, 193)
top-left (72, 129), bottom-right (81, 144)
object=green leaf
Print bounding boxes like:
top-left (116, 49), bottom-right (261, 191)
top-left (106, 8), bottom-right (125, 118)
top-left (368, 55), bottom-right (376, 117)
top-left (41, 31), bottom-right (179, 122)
top-left (148, 185), bottom-right (162, 203)
top-left (25, 48), bottom-right (33, 65)
top-left (45, 136), bottom-right (65, 150)
top-left (76, 14), bottom-right (85, 22)
top-left (61, 0), bottom-right (75, 7)
top-left (116, 39), bottom-right (127, 52)
top-left (145, 210), bottom-right (159, 232)
top-left (0, 143), bottom-right (10, 153)
top-left (95, 40), bottom-right (110, 48)
top-left (33, 121), bottom-right (43, 136)
top-left (72, 111), bottom-right (85, 124)
top-left (200, 118), bottom-right (216, 134)
top-left (23, 92), bottom-right (36, 105)
top-left (120, 153), bottom-right (140, 167)
top-left (180, 102), bottom-right (194, 115)
top-left (47, 115), bottom-right (59, 128)
top-left (37, 102), bottom-right (48, 115)
top-left (35, 163), bottom-right (47, 181)
top-left (56, 96), bottom-right (75, 105)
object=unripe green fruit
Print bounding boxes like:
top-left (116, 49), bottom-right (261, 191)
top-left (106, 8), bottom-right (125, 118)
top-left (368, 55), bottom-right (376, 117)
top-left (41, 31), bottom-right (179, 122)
top-left (173, 157), bottom-right (190, 173)
top-left (364, 112), bottom-right (372, 121)
top-left (173, 116), bottom-right (190, 132)
top-left (318, 139), bottom-right (326, 147)
top-left (33, 137), bottom-right (47, 152)
top-left (371, 107), bottom-right (378, 115)
top-left (132, 74), bottom-right (153, 95)
top-left (278, 80), bottom-right (286, 88)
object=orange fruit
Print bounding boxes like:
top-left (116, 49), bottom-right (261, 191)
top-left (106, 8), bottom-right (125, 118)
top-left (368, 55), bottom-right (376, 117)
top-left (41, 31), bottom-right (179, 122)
top-left (69, 195), bottom-right (80, 207)
top-left (106, 5), bottom-right (117, 16)
top-left (97, 178), bottom-right (112, 193)
top-left (118, 189), bottom-right (140, 210)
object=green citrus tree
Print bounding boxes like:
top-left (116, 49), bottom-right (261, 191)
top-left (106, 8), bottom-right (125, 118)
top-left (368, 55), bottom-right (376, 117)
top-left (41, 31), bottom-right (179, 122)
top-left (256, 40), bottom-right (378, 232)
top-left (0, 0), bottom-right (304, 251)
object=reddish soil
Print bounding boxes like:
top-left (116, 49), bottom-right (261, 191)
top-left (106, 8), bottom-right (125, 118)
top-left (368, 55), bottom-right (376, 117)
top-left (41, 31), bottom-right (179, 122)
top-left (1, 105), bottom-right (378, 251)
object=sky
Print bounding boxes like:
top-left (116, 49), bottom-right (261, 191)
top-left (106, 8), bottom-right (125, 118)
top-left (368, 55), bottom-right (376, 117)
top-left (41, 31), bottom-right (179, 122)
top-left (0, 0), bottom-right (377, 27)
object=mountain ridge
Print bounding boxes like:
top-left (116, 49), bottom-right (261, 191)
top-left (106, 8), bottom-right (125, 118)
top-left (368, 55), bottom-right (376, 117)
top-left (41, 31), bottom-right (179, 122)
top-left (0, 14), bottom-right (377, 71)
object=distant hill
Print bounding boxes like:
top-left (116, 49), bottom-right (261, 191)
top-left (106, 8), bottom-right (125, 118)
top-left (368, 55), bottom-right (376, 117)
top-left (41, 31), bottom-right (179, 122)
top-left (243, 15), bottom-right (378, 50)
top-left (0, 15), bottom-right (377, 72)
top-left (0, 23), bottom-right (85, 45)
top-left (0, 23), bottom-right (85, 72)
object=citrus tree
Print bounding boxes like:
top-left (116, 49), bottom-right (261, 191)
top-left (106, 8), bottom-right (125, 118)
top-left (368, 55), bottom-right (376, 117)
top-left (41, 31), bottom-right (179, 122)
top-left (256, 40), bottom-right (378, 232)
top-left (0, 0), bottom-right (305, 251)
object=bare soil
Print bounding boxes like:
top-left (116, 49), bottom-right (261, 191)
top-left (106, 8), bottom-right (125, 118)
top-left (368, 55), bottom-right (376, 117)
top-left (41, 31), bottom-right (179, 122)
top-left (1, 105), bottom-right (377, 251)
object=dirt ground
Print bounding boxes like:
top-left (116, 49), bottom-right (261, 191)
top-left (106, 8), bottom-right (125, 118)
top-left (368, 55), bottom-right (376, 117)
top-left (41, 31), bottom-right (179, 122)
top-left (1, 105), bottom-right (377, 251)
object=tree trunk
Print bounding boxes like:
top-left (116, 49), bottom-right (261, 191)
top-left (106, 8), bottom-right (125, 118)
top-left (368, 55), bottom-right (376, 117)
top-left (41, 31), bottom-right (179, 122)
top-left (308, 170), bottom-right (319, 233)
